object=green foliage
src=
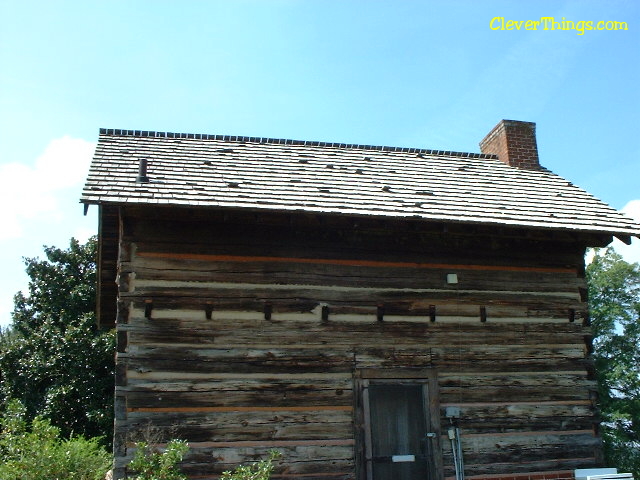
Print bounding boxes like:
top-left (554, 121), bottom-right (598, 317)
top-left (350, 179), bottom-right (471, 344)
top-left (11, 237), bottom-right (98, 333)
top-left (587, 248), bottom-right (640, 476)
top-left (0, 399), bottom-right (111, 480)
top-left (128, 440), bottom-right (189, 480)
top-left (220, 450), bottom-right (281, 480)
top-left (0, 236), bottom-right (115, 443)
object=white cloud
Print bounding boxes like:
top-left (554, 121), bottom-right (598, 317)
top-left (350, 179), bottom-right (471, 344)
top-left (621, 200), bottom-right (640, 222)
top-left (0, 136), bottom-right (95, 241)
top-left (611, 200), bottom-right (640, 264)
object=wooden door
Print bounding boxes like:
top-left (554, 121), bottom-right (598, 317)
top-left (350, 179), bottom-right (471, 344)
top-left (361, 378), bottom-right (439, 480)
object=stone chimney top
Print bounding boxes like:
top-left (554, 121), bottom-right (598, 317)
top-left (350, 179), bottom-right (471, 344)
top-left (479, 120), bottom-right (540, 170)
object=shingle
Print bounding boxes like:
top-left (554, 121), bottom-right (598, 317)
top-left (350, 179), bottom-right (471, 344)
top-left (80, 129), bottom-right (640, 238)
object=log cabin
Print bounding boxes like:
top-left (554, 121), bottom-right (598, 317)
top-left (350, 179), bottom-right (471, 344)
top-left (81, 120), bottom-right (640, 480)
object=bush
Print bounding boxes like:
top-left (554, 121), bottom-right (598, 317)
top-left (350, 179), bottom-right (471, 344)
top-left (128, 439), bottom-right (189, 480)
top-left (220, 450), bottom-right (281, 480)
top-left (0, 399), bottom-right (111, 480)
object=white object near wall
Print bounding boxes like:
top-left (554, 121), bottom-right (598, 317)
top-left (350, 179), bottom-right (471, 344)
top-left (392, 455), bottom-right (416, 463)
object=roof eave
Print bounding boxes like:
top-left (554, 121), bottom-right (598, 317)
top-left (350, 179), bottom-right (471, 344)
top-left (80, 197), bottom-right (639, 244)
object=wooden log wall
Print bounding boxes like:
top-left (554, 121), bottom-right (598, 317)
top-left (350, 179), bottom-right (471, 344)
top-left (97, 205), bottom-right (119, 328)
top-left (110, 206), bottom-right (602, 479)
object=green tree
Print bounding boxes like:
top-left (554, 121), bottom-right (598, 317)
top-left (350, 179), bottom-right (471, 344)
top-left (587, 248), bottom-right (640, 476)
top-left (0, 237), bottom-right (115, 444)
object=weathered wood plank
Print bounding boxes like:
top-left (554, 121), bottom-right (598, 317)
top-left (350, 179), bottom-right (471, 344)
top-left (129, 255), bottom-right (580, 283)
top-left (438, 373), bottom-right (593, 391)
top-left (121, 342), bottom-right (589, 375)
top-left (122, 314), bottom-right (591, 340)
top-left (437, 403), bottom-right (594, 434)
top-left (121, 378), bottom-right (352, 394)
top-left (129, 260), bottom-right (583, 295)
top-left (122, 283), bottom-right (583, 309)
top-left (123, 388), bottom-right (353, 409)
top-left (441, 432), bottom-right (600, 476)
top-left (438, 377), bottom-right (595, 404)
top-left (125, 409), bottom-right (352, 425)
top-left (450, 457), bottom-right (596, 478)
top-left (122, 409), bottom-right (353, 442)
top-left (123, 422), bottom-right (353, 443)
top-left (128, 405), bottom-right (353, 413)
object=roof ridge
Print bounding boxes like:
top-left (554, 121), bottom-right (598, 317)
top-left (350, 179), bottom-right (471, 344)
top-left (98, 128), bottom-right (498, 160)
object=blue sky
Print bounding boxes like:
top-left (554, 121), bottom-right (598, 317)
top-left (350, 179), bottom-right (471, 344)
top-left (0, 0), bottom-right (638, 327)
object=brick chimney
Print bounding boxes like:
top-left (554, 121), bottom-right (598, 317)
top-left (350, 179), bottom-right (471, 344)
top-left (479, 120), bottom-right (540, 170)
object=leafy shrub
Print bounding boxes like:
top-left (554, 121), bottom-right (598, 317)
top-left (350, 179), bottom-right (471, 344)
top-left (128, 439), bottom-right (189, 480)
top-left (220, 450), bottom-right (281, 480)
top-left (0, 399), bottom-right (111, 480)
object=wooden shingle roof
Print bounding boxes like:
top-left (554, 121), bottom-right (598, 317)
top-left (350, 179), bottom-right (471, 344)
top-left (81, 128), bottom-right (640, 241)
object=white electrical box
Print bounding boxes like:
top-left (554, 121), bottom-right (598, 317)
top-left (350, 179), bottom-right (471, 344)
top-left (445, 406), bottom-right (460, 418)
top-left (446, 273), bottom-right (458, 284)
top-left (575, 469), bottom-right (618, 480)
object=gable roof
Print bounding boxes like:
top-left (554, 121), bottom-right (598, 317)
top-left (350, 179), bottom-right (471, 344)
top-left (81, 128), bottom-right (640, 241)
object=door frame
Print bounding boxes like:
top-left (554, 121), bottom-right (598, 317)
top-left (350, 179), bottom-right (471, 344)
top-left (354, 368), bottom-right (443, 480)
